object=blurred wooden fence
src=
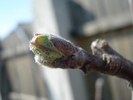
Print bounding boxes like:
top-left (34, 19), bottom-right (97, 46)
top-left (1, 24), bottom-right (48, 100)
top-left (1, 0), bottom-right (133, 100)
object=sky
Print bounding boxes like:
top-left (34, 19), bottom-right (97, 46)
top-left (0, 0), bottom-right (34, 40)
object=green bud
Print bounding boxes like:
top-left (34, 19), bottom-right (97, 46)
top-left (29, 34), bottom-right (63, 61)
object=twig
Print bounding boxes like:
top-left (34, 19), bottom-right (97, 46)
top-left (80, 39), bottom-right (133, 88)
top-left (29, 34), bottom-right (133, 89)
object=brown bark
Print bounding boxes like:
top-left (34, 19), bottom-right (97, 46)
top-left (80, 39), bottom-right (133, 88)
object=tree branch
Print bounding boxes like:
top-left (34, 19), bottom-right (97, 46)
top-left (29, 33), bottom-right (133, 89)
